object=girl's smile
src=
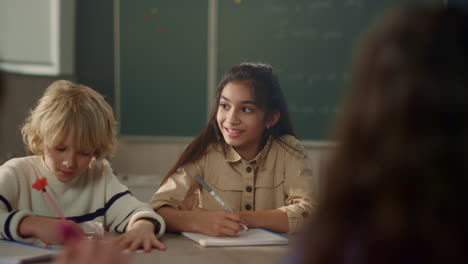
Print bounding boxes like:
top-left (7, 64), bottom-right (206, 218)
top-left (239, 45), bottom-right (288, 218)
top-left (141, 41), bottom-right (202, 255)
top-left (224, 127), bottom-right (244, 138)
top-left (217, 81), bottom-right (269, 160)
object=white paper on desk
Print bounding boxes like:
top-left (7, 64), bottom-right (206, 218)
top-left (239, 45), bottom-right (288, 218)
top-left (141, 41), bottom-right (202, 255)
top-left (181, 228), bottom-right (288, 247)
top-left (0, 240), bottom-right (56, 264)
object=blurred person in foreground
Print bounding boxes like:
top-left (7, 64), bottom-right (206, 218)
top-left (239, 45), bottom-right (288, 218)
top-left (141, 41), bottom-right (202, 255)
top-left (300, 4), bottom-right (468, 264)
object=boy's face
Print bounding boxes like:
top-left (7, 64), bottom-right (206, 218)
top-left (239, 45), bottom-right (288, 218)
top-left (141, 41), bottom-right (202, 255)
top-left (216, 81), bottom-right (268, 160)
top-left (43, 132), bottom-right (95, 182)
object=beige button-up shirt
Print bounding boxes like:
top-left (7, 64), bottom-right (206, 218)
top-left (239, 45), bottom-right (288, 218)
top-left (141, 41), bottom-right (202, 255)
top-left (151, 135), bottom-right (316, 233)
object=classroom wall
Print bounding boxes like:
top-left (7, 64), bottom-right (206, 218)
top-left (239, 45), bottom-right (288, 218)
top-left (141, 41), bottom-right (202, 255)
top-left (0, 0), bottom-right (114, 161)
top-left (0, 74), bottom-right (55, 163)
top-left (0, 0), bottom-right (331, 200)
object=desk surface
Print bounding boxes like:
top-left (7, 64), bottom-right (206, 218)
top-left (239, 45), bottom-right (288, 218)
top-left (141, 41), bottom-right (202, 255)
top-left (129, 233), bottom-right (290, 264)
top-left (29, 233), bottom-right (290, 264)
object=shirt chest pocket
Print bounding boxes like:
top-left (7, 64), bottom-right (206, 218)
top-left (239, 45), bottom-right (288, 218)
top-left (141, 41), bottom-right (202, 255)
top-left (255, 167), bottom-right (285, 189)
top-left (254, 168), bottom-right (286, 210)
top-left (202, 173), bottom-right (243, 210)
top-left (207, 172), bottom-right (243, 191)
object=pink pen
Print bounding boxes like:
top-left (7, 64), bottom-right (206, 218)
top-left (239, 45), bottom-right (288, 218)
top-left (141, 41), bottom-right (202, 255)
top-left (32, 177), bottom-right (102, 241)
top-left (32, 177), bottom-right (75, 247)
top-left (32, 177), bottom-right (65, 219)
top-left (57, 221), bottom-right (81, 243)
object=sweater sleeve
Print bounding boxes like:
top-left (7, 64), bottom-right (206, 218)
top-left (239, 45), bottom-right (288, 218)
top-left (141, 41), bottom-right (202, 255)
top-left (100, 161), bottom-right (165, 238)
top-left (0, 162), bottom-right (36, 243)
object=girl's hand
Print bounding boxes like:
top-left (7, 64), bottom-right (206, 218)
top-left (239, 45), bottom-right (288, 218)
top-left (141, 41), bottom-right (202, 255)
top-left (193, 209), bottom-right (243, 237)
top-left (114, 219), bottom-right (166, 252)
top-left (53, 239), bottom-right (129, 264)
top-left (19, 216), bottom-right (84, 245)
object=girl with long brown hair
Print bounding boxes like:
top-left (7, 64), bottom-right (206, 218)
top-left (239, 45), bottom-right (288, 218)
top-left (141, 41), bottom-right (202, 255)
top-left (151, 62), bottom-right (315, 236)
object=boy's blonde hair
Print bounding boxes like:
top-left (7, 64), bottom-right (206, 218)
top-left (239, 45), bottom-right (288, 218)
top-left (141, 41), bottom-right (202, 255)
top-left (22, 80), bottom-right (117, 160)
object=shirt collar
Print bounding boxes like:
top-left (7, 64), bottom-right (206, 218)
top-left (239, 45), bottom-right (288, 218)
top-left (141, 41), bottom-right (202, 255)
top-left (225, 144), bottom-right (242, 163)
top-left (224, 136), bottom-right (273, 167)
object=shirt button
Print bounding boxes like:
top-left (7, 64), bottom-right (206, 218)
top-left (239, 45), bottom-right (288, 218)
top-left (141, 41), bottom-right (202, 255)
top-left (246, 186), bottom-right (252, 192)
top-left (246, 167), bottom-right (252, 173)
top-left (245, 204), bottom-right (252, 210)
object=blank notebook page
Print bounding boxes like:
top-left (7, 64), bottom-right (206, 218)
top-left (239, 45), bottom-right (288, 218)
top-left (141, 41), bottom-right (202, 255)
top-left (181, 228), bottom-right (288, 247)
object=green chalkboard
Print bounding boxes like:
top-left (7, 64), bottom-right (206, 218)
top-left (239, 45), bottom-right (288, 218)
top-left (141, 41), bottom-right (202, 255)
top-left (118, 0), bottom-right (441, 140)
top-left (118, 0), bottom-right (208, 137)
top-left (217, 0), bottom-right (441, 140)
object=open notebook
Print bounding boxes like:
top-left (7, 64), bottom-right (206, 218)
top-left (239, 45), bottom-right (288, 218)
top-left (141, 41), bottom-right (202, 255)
top-left (181, 228), bottom-right (288, 247)
top-left (0, 240), bottom-right (56, 264)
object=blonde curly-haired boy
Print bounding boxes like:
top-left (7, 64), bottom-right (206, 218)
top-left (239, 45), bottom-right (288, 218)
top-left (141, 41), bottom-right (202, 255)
top-left (0, 80), bottom-right (165, 252)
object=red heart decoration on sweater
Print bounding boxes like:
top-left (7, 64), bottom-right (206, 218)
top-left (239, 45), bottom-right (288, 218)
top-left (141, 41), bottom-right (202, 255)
top-left (32, 177), bottom-right (48, 191)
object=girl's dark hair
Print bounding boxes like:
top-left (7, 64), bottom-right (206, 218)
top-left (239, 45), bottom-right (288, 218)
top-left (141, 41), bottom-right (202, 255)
top-left (304, 5), bottom-right (468, 264)
top-left (161, 62), bottom-right (297, 184)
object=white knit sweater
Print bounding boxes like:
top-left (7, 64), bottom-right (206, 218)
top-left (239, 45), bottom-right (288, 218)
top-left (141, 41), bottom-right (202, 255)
top-left (0, 156), bottom-right (165, 245)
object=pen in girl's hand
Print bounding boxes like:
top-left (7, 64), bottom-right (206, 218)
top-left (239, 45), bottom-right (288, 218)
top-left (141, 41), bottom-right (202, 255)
top-left (193, 175), bottom-right (249, 231)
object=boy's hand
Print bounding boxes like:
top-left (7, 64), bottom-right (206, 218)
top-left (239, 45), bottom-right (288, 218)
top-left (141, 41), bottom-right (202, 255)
top-left (53, 239), bottom-right (129, 264)
top-left (114, 219), bottom-right (166, 252)
top-left (19, 216), bottom-right (84, 245)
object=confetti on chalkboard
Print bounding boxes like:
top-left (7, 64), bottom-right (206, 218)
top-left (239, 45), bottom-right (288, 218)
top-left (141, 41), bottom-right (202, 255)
top-left (234, 0), bottom-right (242, 5)
top-left (143, 14), bottom-right (150, 21)
top-left (151, 8), bottom-right (158, 14)
top-left (157, 28), bottom-right (166, 35)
